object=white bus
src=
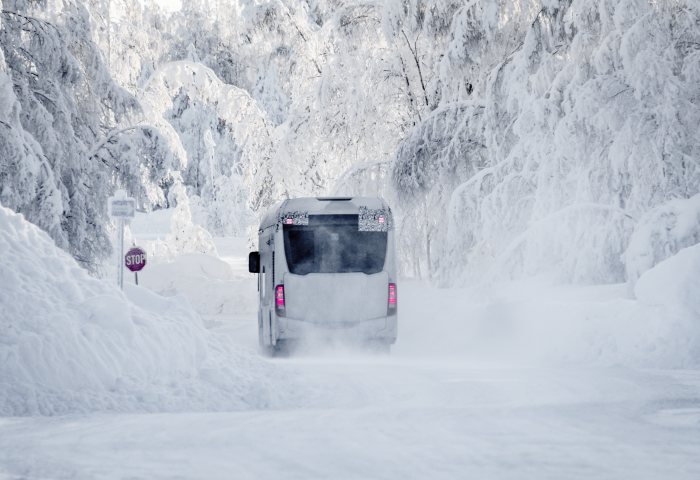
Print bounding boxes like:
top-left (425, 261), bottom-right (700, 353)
top-left (249, 197), bottom-right (398, 354)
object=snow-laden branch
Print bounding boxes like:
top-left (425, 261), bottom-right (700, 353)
top-left (333, 159), bottom-right (391, 193)
top-left (87, 125), bottom-right (146, 161)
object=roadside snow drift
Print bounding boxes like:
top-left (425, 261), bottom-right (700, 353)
top-left (136, 253), bottom-right (249, 318)
top-left (0, 206), bottom-right (295, 416)
top-left (396, 245), bottom-right (700, 368)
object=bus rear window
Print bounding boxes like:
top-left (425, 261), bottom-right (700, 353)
top-left (283, 215), bottom-right (387, 275)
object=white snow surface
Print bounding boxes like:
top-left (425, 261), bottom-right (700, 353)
top-left (636, 243), bottom-right (700, 316)
top-left (2, 364), bottom-right (700, 480)
top-left (2, 207), bottom-right (700, 478)
top-left (0, 205), bottom-right (303, 416)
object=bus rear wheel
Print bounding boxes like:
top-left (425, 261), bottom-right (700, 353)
top-left (260, 339), bottom-right (295, 357)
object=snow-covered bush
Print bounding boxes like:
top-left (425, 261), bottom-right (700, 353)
top-left (165, 184), bottom-right (217, 256)
top-left (624, 194), bottom-right (700, 287)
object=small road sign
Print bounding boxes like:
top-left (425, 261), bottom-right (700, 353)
top-left (125, 247), bottom-right (147, 272)
top-left (109, 190), bottom-right (136, 290)
top-left (108, 197), bottom-right (136, 219)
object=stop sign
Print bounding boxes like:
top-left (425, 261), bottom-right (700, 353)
top-left (125, 247), bottom-right (147, 272)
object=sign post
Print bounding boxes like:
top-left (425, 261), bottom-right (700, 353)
top-left (108, 190), bottom-right (136, 290)
top-left (125, 247), bottom-right (147, 285)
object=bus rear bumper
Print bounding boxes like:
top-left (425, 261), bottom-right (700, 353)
top-left (276, 315), bottom-right (397, 344)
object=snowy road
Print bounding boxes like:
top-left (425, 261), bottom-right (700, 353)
top-left (1, 359), bottom-right (700, 479)
top-left (1, 235), bottom-right (699, 479)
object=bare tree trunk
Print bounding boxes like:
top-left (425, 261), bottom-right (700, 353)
top-left (426, 229), bottom-right (432, 281)
top-left (401, 30), bottom-right (429, 108)
top-left (399, 55), bottom-right (422, 123)
top-left (107, 0), bottom-right (111, 71)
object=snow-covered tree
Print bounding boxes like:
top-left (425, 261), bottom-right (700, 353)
top-left (3, 0), bottom-right (697, 287)
top-left (0, 0), bottom-right (141, 270)
top-left (392, 0), bottom-right (700, 285)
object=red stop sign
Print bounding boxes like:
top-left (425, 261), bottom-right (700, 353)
top-left (125, 247), bottom-right (147, 272)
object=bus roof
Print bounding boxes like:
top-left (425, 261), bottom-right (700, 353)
top-left (259, 197), bottom-right (391, 231)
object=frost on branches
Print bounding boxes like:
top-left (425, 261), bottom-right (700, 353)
top-left (392, 0), bottom-right (700, 286)
top-left (1, 0), bottom-right (698, 287)
top-left (0, 1), bottom-right (140, 270)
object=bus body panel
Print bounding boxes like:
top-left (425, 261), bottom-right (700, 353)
top-left (284, 271), bottom-right (389, 324)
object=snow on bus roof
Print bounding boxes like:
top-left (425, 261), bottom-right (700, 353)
top-left (258, 197), bottom-right (390, 231)
top-left (280, 196), bottom-right (388, 214)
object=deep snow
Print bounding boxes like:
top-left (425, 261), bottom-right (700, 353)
top-left (1, 352), bottom-right (700, 479)
top-left (1, 207), bottom-right (699, 478)
top-left (0, 206), bottom-right (307, 415)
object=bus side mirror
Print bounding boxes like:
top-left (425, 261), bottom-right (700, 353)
top-left (249, 252), bottom-right (260, 273)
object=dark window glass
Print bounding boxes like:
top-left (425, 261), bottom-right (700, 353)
top-left (283, 215), bottom-right (387, 274)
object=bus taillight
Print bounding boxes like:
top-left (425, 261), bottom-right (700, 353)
top-left (388, 283), bottom-right (397, 314)
top-left (275, 285), bottom-right (286, 316)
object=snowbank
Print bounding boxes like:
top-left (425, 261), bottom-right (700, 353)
top-left (128, 207), bottom-right (255, 320)
top-left (398, 248), bottom-right (700, 368)
top-left (624, 194), bottom-right (700, 286)
top-left (0, 206), bottom-right (295, 416)
top-left (135, 253), bottom-right (255, 318)
top-left (635, 244), bottom-right (700, 317)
